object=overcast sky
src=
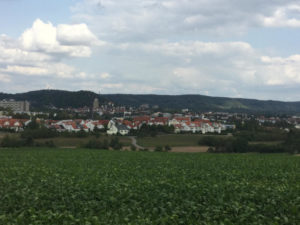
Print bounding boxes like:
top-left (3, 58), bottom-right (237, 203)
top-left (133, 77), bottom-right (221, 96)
top-left (1, 0), bottom-right (300, 101)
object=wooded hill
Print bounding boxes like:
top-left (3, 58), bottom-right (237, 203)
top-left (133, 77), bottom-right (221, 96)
top-left (1, 89), bottom-right (300, 113)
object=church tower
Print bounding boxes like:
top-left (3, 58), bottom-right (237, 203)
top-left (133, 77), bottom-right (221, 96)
top-left (93, 98), bottom-right (99, 111)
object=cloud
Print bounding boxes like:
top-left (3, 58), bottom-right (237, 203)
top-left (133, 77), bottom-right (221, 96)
top-left (0, 19), bottom-right (101, 84)
top-left (91, 39), bottom-right (300, 100)
top-left (260, 55), bottom-right (300, 85)
top-left (0, 34), bottom-right (53, 65)
top-left (0, 65), bottom-right (49, 76)
top-left (100, 72), bottom-right (111, 79)
top-left (262, 4), bottom-right (300, 27)
top-left (0, 73), bottom-right (11, 83)
top-left (1, 1), bottom-right (300, 101)
top-left (71, 0), bottom-right (300, 41)
top-left (57, 23), bottom-right (102, 46)
top-left (20, 19), bottom-right (101, 57)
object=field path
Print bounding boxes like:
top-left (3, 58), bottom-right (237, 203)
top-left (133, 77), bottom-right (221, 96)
top-left (129, 136), bottom-right (144, 150)
top-left (171, 146), bottom-right (209, 153)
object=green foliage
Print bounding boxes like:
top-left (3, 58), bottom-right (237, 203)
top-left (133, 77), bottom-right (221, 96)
top-left (0, 135), bottom-right (23, 147)
top-left (21, 127), bottom-right (58, 139)
top-left (248, 144), bottom-right (286, 153)
top-left (110, 137), bottom-right (123, 150)
top-left (198, 136), bottom-right (220, 146)
top-left (198, 136), bottom-right (234, 147)
top-left (154, 146), bottom-right (163, 152)
top-left (130, 144), bottom-right (137, 151)
top-left (60, 130), bottom-right (89, 138)
top-left (26, 118), bottom-right (40, 129)
top-left (12, 113), bottom-right (30, 119)
top-left (132, 124), bottom-right (174, 137)
top-left (0, 134), bottom-right (57, 148)
top-left (84, 139), bottom-right (109, 150)
top-left (34, 140), bottom-right (56, 148)
top-left (164, 145), bottom-right (172, 151)
top-left (0, 149), bottom-right (299, 224)
top-left (232, 137), bottom-right (249, 153)
top-left (199, 134), bottom-right (297, 154)
top-left (235, 130), bottom-right (287, 142)
top-left (283, 129), bottom-right (300, 154)
top-left (138, 134), bottom-right (210, 147)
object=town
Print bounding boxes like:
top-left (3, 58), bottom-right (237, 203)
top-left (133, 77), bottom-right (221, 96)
top-left (1, 98), bottom-right (300, 135)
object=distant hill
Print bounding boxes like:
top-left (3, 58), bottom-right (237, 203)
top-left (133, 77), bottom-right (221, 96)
top-left (103, 94), bottom-right (300, 113)
top-left (1, 89), bottom-right (300, 113)
top-left (0, 90), bottom-right (99, 109)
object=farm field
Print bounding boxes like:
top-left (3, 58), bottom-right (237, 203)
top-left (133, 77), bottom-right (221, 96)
top-left (137, 134), bottom-right (230, 147)
top-left (29, 136), bottom-right (131, 148)
top-left (0, 149), bottom-right (299, 225)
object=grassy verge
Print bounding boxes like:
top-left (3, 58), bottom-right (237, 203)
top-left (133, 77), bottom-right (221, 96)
top-left (34, 136), bottom-right (132, 147)
top-left (137, 134), bottom-right (230, 147)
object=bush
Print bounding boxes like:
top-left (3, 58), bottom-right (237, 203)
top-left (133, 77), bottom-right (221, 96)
top-left (84, 139), bottom-right (108, 150)
top-left (248, 144), bottom-right (286, 153)
top-left (34, 140), bottom-right (56, 148)
top-left (207, 137), bottom-right (248, 153)
top-left (207, 147), bottom-right (215, 152)
top-left (155, 146), bottom-right (163, 152)
top-left (130, 145), bottom-right (137, 151)
top-left (198, 136), bottom-right (232, 147)
top-left (232, 137), bottom-right (249, 153)
top-left (164, 145), bottom-right (172, 151)
top-left (110, 137), bottom-right (123, 150)
top-left (76, 129), bottom-right (89, 138)
top-left (44, 140), bottom-right (56, 148)
top-left (102, 139), bottom-right (109, 150)
top-left (24, 136), bottom-right (34, 146)
top-left (0, 135), bottom-right (23, 148)
top-left (21, 127), bottom-right (58, 139)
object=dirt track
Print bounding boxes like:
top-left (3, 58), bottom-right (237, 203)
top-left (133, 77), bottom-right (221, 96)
top-left (170, 146), bottom-right (208, 153)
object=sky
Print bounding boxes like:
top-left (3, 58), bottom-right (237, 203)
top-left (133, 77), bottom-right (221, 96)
top-left (1, 0), bottom-right (300, 101)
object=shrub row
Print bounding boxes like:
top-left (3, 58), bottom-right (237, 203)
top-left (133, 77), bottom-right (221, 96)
top-left (0, 135), bottom-right (56, 148)
top-left (83, 137), bottom-right (123, 150)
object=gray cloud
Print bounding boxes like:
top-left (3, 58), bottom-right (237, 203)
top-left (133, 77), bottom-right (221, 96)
top-left (71, 0), bottom-right (300, 41)
top-left (2, 0), bottom-right (300, 101)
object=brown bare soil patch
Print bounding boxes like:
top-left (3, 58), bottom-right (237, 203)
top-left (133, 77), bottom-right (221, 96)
top-left (171, 146), bottom-right (209, 153)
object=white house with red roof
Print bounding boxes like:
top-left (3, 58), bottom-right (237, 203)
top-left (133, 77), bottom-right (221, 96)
top-left (0, 118), bottom-right (28, 131)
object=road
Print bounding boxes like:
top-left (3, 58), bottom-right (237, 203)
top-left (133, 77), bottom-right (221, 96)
top-left (129, 136), bottom-right (144, 150)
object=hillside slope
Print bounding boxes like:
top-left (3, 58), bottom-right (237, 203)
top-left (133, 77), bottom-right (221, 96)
top-left (1, 90), bottom-right (300, 113)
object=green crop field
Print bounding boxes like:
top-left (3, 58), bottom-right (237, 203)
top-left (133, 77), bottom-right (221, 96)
top-left (0, 149), bottom-right (299, 225)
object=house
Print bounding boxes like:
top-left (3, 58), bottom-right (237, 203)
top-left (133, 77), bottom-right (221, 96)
top-left (56, 120), bottom-right (81, 132)
top-left (92, 120), bottom-right (109, 130)
top-left (0, 118), bottom-right (27, 131)
top-left (107, 123), bottom-right (130, 135)
top-left (116, 124), bottom-right (130, 135)
top-left (149, 117), bottom-right (169, 126)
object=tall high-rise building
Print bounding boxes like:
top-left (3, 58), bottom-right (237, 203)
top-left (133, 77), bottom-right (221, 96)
top-left (0, 99), bottom-right (30, 112)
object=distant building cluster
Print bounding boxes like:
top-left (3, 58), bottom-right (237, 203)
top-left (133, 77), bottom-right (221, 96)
top-left (43, 115), bottom-right (231, 136)
top-left (0, 99), bottom-right (30, 112)
top-left (2, 96), bottom-right (300, 135)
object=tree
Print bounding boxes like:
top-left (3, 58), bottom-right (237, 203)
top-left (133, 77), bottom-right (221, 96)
top-left (155, 146), bottom-right (163, 152)
top-left (232, 137), bottom-right (248, 153)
